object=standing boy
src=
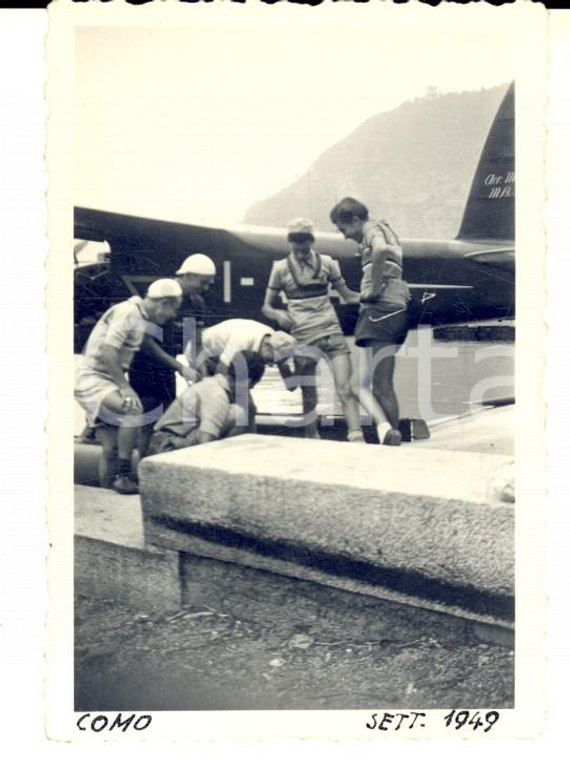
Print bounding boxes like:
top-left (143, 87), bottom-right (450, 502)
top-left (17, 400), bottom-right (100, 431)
top-left (262, 218), bottom-right (363, 441)
top-left (330, 198), bottom-right (411, 446)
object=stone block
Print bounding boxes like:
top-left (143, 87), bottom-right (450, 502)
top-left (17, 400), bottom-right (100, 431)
top-left (74, 485), bottom-right (181, 613)
top-left (139, 435), bottom-right (514, 623)
top-left (75, 535), bottom-right (181, 614)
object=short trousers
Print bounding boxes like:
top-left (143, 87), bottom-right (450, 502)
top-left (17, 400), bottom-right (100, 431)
top-left (74, 367), bottom-right (122, 428)
top-left (293, 332), bottom-right (350, 371)
top-left (354, 305), bottom-right (410, 349)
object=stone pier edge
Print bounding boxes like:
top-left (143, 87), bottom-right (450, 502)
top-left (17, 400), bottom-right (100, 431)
top-left (74, 527), bottom-right (514, 649)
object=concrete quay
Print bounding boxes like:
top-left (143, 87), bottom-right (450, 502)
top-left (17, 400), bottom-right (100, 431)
top-left (74, 429), bottom-right (515, 647)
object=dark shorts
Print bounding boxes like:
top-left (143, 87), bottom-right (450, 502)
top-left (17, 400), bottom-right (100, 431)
top-left (354, 305), bottom-right (409, 349)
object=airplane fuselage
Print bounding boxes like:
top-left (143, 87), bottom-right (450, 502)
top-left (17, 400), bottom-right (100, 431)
top-left (74, 209), bottom-right (513, 344)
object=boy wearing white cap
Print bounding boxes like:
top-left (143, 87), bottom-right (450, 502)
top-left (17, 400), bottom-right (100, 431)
top-left (262, 219), bottom-right (364, 441)
top-left (175, 252), bottom-right (216, 294)
top-left (75, 279), bottom-right (183, 494)
top-left (128, 253), bottom-right (217, 457)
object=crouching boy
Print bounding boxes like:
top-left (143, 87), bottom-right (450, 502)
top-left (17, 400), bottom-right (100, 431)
top-left (148, 350), bottom-right (266, 454)
top-left (74, 279), bottom-right (183, 493)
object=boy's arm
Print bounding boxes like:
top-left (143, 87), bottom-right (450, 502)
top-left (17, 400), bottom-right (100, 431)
top-left (369, 238), bottom-right (390, 299)
top-left (181, 297), bottom-right (205, 370)
top-left (328, 259), bottom-right (359, 304)
top-left (100, 344), bottom-right (131, 390)
top-left (262, 289), bottom-right (293, 331)
top-left (276, 358), bottom-right (298, 392)
top-left (101, 305), bottom-right (145, 409)
top-left (218, 338), bottom-right (242, 370)
top-left (262, 264), bottom-right (293, 331)
top-left (141, 334), bottom-right (197, 382)
top-left (185, 326), bottom-right (204, 368)
top-left (334, 280), bottom-right (360, 304)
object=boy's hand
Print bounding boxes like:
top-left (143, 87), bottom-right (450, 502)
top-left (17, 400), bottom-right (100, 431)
top-left (177, 364), bottom-right (199, 384)
top-left (284, 375), bottom-right (299, 393)
top-left (120, 386), bottom-right (143, 414)
top-left (275, 312), bottom-right (294, 331)
top-left (360, 282), bottom-right (386, 303)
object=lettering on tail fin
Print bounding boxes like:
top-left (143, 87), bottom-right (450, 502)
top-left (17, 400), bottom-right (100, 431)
top-left (457, 83), bottom-right (514, 242)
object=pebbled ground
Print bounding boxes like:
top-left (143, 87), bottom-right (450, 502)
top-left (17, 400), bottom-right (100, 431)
top-left (75, 595), bottom-right (514, 711)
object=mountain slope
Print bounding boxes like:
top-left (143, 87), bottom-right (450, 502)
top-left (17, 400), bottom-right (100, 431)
top-left (243, 85), bottom-right (509, 240)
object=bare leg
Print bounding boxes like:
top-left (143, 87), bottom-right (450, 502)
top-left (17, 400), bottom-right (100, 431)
top-left (117, 424), bottom-right (138, 465)
top-left (350, 347), bottom-right (390, 427)
top-left (98, 390), bottom-right (141, 477)
top-left (94, 426), bottom-right (118, 488)
top-left (295, 357), bottom-right (319, 439)
top-left (371, 349), bottom-right (399, 429)
top-left (137, 424), bottom-right (154, 460)
top-left (277, 359), bottom-right (296, 391)
top-left (329, 352), bottom-right (362, 438)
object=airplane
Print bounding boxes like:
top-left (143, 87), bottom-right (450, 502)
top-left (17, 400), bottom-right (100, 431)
top-left (74, 83), bottom-right (514, 353)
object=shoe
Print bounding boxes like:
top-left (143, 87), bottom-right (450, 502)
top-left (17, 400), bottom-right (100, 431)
top-left (113, 475), bottom-right (139, 495)
top-left (382, 429), bottom-right (402, 446)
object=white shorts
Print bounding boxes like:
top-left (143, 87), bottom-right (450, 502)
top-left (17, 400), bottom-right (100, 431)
top-left (74, 367), bottom-right (123, 428)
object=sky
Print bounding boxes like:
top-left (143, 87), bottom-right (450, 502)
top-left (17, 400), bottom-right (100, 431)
top-left (75, 9), bottom-right (517, 226)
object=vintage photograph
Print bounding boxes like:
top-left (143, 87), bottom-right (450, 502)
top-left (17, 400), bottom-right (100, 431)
top-left (45, 1), bottom-right (547, 734)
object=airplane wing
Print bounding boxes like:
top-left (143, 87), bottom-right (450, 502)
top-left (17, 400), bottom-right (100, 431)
top-left (74, 206), bottom-right (515, 330)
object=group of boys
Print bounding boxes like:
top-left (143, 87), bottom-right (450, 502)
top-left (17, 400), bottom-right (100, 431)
top-left (75, 198), bottom-right (412, 495)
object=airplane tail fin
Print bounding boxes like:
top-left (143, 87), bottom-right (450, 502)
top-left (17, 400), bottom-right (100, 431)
top-left (457, 83), bottom-right (514, 242)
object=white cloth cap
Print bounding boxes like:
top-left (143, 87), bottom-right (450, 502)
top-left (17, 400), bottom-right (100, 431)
top-left (287, 218), bottom-right (315, 236)
top-left (176, 253), bottom-right (216, 276)
top-left (147, 278), bottom-right (183, 299)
